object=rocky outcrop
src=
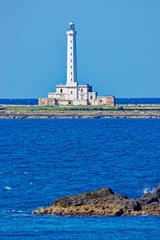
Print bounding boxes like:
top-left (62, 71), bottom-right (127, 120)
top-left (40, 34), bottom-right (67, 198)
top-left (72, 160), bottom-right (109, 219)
top-left (32, 185), bottom-right (160, 216)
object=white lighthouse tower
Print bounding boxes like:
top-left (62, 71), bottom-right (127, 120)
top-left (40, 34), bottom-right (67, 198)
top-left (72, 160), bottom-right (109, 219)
top-left (66, 21), bottom-right (77, 86)
top-left (39, 21), bottom-right (115, 106)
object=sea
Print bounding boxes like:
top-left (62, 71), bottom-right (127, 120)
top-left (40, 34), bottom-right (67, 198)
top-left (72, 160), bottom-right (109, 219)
top-left (0, 100), bottom-right (160, 239)
top-left (1, 98), bottom-right (160, 105)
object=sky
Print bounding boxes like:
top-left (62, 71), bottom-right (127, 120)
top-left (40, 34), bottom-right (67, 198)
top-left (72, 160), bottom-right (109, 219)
top-left (0, 0), bottom-right (160, 98)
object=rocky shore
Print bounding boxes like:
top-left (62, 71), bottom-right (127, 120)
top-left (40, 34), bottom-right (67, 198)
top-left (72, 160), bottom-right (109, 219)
top-left (1, 110), bottom-right (160, 119)
top-left (1, 104), bottom-right (160, 118)
top-left (33, 185), bottom-right (160, 216)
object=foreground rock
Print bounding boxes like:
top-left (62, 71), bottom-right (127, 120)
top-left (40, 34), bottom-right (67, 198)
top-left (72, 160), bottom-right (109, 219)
top-left (32, 186), bottom-right (160, 216)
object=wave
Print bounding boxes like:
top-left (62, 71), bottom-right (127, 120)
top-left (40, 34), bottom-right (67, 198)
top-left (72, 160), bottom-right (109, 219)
top-left (0, 209), bottom-right (31, 217)
top-left (4, 186), bottom-right (12, 190)
top-left (143, 187), bottom-right (155, 194)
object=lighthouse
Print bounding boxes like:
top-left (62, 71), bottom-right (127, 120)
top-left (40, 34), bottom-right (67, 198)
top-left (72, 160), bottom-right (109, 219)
top-left (66, 21), bottom-right (77, 86)
top-left (39, 22), bottom-right (115, 106)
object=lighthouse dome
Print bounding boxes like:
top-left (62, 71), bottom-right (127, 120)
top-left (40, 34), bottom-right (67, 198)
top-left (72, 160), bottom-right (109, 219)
top-left (68, 21), bottom-right (75, 30)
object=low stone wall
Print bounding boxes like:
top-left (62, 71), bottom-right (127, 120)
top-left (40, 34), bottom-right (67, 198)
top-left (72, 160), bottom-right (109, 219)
top-left (38, 98), bottom-right (57, 106)
top-left (95, 96), bottom-right (115, 106)
top-left (39, 96), bottom-right (115, 106)
top-left (53, 99), bottom-right (88, 106)
top-left (38, 98), bottom-right (48, 106)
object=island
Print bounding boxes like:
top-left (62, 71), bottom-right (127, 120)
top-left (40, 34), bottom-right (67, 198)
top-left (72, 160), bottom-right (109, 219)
top-left (1, 104), bottom-right (160, 119)
top-left (32, 185), bottom-right (160, 216)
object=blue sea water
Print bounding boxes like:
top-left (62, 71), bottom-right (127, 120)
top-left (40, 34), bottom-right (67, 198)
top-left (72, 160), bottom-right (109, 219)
top-left (0, 99), bottom-right (38, 105)
top-left (0, 119), bottom-right (160, 240)
top-left (116, 98), bottom-right (160, 104)
top-left (1, 98), bottom-right (160, 105)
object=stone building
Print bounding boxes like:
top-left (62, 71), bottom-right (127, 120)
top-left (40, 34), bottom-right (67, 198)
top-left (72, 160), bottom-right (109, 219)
top-left (39, 22), bottom-right (115, 106)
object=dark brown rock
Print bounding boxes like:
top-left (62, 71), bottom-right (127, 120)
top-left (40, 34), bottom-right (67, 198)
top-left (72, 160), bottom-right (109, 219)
top-left (32, 185), bottom-right (160, 216)
top-left (139, 187), bottom-right (160, 205)
top-left (53, 187), bottom-right (131, 212)
top-left (114, 209), bottom-right (124, 216)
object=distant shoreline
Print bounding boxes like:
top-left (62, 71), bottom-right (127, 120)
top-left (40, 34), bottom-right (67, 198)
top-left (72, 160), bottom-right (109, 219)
top-left (1, 104), bottom-right (160, 119)
top-left (1, 98), bottom-right (160, 105)
top-left (0, 113), bottom-right (160, 119)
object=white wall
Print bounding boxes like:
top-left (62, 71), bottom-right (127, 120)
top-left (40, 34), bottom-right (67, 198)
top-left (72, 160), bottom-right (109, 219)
top-left (66, 29), bottom-right (77, 85)
top-left (56, 86), bottom-right (78, 100)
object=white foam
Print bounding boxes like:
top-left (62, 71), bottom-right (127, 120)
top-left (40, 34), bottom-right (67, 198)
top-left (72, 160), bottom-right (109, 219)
top-left (143, 187), bottom-right (155, 194)
top-left (1, 209), bottom-right (29, 217)
top-left (4, 186), bottom-right (12, 190)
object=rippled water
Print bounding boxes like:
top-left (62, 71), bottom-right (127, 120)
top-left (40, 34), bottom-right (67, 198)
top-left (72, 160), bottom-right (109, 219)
top-left (1, 98), bottom-right (160, 105)
top-left (0, 119), bottom-right (160, 239)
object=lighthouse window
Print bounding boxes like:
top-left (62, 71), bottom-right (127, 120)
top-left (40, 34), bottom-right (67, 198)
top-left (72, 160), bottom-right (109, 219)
top-left (81, 89), bottom-right (83, 93)
top-left (60, 89), bottom-right (63, 93)
top-left (70, 66), bottom-right (72, 68)
top-left (70, 47), bottom-right (72, 49)
top-left (90, 95), bottom-right (93, 99)
top-left (71, 53), bottom-right (72, 56)
top-left (71, 59), bottom-right (72, 62)
top-left (71, 91), bottom-right (73, 94)
top-left (71, 72), bottom-right (72, 75)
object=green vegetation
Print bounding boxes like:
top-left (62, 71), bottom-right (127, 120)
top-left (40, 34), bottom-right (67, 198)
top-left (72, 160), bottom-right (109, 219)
top-left (1, 104), bottom-right (160, 116)
top-left (2, 105), bottom-right (116, 113)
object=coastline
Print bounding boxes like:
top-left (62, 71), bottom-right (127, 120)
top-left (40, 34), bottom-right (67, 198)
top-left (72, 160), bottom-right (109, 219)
top-left (33, 185), bottom-right (160, 216)
top-left (1, 104), bottom-right (160, 119)
top-left (1, 112), bottom-right (160, 119)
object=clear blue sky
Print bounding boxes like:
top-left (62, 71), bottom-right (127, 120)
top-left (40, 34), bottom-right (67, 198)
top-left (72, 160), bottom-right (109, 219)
top-left (0, 0), bottom-right (160, 98)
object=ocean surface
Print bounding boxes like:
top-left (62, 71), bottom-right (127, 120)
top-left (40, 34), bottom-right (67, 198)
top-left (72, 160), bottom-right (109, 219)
top-left (1, 98), bottom-right (160, 105)
top-left (0, 119), bottom-right (160, 240)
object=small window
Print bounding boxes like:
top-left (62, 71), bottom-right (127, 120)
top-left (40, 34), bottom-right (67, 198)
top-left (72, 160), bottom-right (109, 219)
top-left (60, 89), bottom-right (63, 93)
top-left (71, 91), bottom-right (73, 94)
top-left (90, 95), bottom-right (93, 100)
top-left (100, 100), bottom-right (102, 103)
top-left (70, 66), bottom-right (72, 68)
top-left (71, 53), bottom-right (72, 56)
top-left (70, 47), bottom-right (72, 49)
top-left (71, 79), bottom-right (72, 81)
top-left (70, 40), bottom-right (72, 43)
top-left (81, 89), bottom-right (83, 93)
top-left (71, 72), bottom-right (72, 75)
top-left (71, 59), bottom-right (72, 62)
